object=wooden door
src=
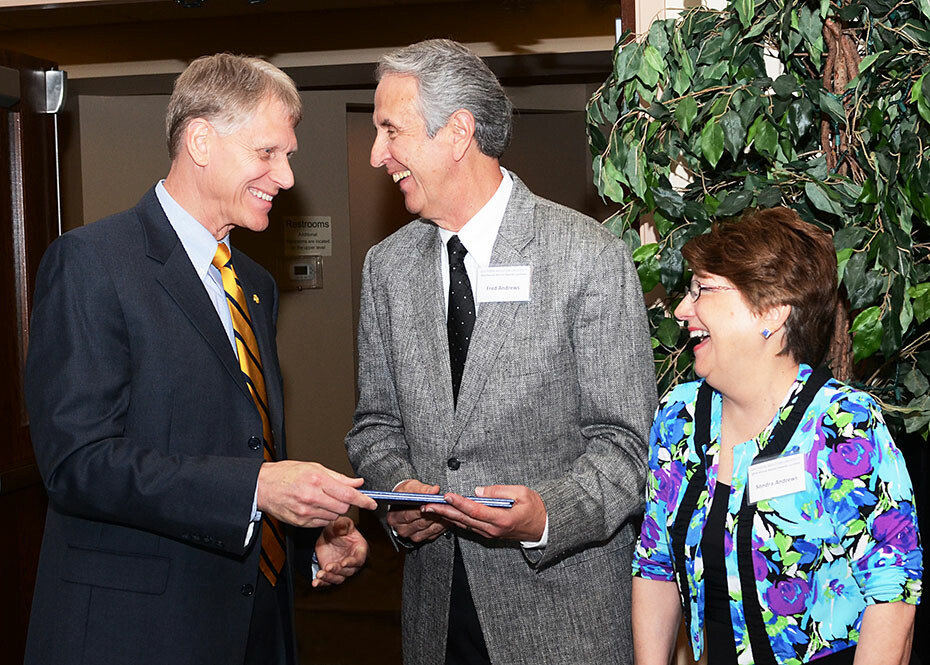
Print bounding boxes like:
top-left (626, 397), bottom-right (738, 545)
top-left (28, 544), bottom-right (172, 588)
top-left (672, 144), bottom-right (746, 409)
top-left (0, 49), bottom-right (62, 664)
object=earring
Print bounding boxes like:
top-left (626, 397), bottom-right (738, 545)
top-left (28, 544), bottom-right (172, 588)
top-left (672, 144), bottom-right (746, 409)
top-left (762, 329), bottom-right (772, 339)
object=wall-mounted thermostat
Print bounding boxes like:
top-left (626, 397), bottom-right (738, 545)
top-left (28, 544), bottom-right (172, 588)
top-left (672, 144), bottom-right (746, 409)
top-left (283, 256), bottom-right (323, 290)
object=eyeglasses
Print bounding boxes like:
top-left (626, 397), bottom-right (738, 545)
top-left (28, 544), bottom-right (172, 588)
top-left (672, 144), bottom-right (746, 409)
top-left (686, 281), bottom-right (737, 302)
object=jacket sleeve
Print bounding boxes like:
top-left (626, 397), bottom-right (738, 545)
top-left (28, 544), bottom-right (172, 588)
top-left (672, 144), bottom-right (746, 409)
top-left (531, 237), bottom-right (657, 566)
top-left (344, 246), bottom-right (418, 492)
top-left (820, 392), bottom-right (922, 605)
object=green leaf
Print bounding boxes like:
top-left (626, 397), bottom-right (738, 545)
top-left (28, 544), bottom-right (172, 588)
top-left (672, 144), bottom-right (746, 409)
top-left (643, 45), bottom-right (665, 79)
top-left (622, 228), bottom-right (642, 252)
top-left (598, 155), bottom-right (627, 203)
top-left (798, 4), bottom-right (824, 67)
top-left (720, 111), bottom-right (746, 160)
top-left (736, 0), bottom-right (755, 29)
top-left (851, 306), bottom-right (882, 363)
top-left (919, 0), bottom-right (930, 21)
top-left (881, 278), bottom-right (906, 358)
top-left (745, 10), bottom-right (777, 39)
top-left (757, 186), bottom-right (782, 207)
top-left (912, 72), bottom-right (930, 126)
top-left (855, 52), bottom-right (884, 78)
top-left (857, 179), bottom-right (878, 204)
top-left (634, 244), bottom-right (661, 293)
top-left (843, 252), bottom-right (884, 310)
top-left (648, 20), bottom-right (670, 56)
top-left (749, 116), bottom-right (777, 156)
top-left (819, 92), bottom-right (847, 125)
top-left (613, 43), bottom-right (641, 83)
top-left (836, 248), bottom-right (853, 284)
top-left (833, 226), bottom-right (867, 251)
top-left (675, 96), bottom-right (698, 134)
top-left (656, 317), bottom-right (681, 348)
top-left (716, 190), bottom-right (753, 217)
top-left (877, 232), bottom-right (899, 271)
top-left (786, 98), bottom-right (814, 144)
top-left (773, 74), bottom-right (798, 99)
top-left (602, 211), bottom-right (625, 238)
top-left (903, 367), bottom-right (930, 398)
top-left (909, 282), bottom-right (930, 324)
top-left (804, 182), bottom-right (842, 216)
top-left (632, 243), bottom-right (660, 263)
top-left (659, 247), bottom-right (685, 291)
top-left (700, 119), bottom-right (725, 167)
top-left (624, 143), bottom-right (647, 199)
top-left (903, 395), bottom-right (930, 435)
top-left (653, 187), bottom-right (686, 218)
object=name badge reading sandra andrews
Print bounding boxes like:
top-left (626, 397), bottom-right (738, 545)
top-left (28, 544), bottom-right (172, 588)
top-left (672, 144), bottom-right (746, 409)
top-left (747, 453), bottom-right (806, 504)
top-left (476, 266), bottom-right (532, 303)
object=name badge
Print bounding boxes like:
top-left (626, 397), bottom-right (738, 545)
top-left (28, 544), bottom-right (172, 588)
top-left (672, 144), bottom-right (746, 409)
top-left (747, 453), bottom-right (806, 504)
top-left (476, 266), bottom-right (532, 303)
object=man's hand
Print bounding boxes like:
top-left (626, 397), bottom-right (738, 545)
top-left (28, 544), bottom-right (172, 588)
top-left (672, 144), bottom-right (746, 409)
top-left (257, 461), bottom-right (377, 528)
top-left (423, 485), bottom-right (546, 542)
top-left (386, 479), bottom-right (448, 544)
top-left (312, 516), bottom-right (369, 588)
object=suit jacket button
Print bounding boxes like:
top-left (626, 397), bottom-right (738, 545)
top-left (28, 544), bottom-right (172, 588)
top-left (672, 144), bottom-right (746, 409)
top-left (240, 584), bottom-right (254, 596)
top-left (444, 531), bottom-right (452, 539)
top-left (248, 436), bottom-right (261, 450)
top-left (447, 457), bottom-right (460, 470)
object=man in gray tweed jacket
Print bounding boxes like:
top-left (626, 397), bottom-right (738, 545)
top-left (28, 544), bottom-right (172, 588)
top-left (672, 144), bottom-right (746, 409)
top-left (346, 39), bottom-right (656, 665)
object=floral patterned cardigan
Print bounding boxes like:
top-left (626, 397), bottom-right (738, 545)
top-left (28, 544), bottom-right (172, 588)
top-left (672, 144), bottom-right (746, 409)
top-left (632, 364), bottom-right (922, 664)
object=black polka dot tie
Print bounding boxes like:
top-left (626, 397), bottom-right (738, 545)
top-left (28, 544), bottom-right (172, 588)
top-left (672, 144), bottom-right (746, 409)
top-left (446, 235), bottom-right (475, 406)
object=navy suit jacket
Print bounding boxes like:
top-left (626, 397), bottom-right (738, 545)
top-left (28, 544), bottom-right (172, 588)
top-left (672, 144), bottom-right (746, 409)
top-left (24, 188), bottom-right (298, 664)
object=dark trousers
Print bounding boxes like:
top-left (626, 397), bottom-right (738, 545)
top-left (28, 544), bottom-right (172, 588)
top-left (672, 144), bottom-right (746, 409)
top-left (445, 538), bottom-right (491, 665)
top-left (244, 568), bottom-right (292, 665)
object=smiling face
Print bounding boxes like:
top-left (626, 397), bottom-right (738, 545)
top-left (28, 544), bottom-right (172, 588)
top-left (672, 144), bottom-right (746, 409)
top-left (369, 74), bottom-right (455, 226)
top-left (674, 272), bottom-right (769, 392)
top-left (203, 96), bottom-right (297, 238)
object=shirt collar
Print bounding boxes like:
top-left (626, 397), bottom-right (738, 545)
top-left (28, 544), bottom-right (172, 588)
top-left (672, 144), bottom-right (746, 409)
top-left (437, 168), bottom-right (513, 267)
top-left (155, 180), bottom-right (229, 279)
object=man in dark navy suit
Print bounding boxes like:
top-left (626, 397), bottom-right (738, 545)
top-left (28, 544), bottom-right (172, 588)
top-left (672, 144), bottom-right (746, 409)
top-left (24, 53), bottom-right (377, 665)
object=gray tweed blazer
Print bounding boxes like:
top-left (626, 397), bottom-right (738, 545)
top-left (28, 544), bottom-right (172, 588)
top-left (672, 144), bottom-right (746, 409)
top-left (346, 173), bottom-right (656, 664)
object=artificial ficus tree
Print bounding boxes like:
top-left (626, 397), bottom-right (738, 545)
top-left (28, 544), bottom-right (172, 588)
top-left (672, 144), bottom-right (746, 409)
top-left (587, 0), bottom-right (930, 435)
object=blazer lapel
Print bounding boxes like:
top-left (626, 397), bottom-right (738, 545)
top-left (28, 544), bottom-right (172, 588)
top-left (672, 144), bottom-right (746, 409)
top-left (138, 189), bottom-right (252, 403)
top-left (409, 225), bottom-right (455, 439)
top-left (450, 175), bottom-right (536, 446)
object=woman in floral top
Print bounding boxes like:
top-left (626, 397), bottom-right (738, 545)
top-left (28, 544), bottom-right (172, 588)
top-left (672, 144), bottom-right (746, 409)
top-left (632, 208), bottom-right (921, 665)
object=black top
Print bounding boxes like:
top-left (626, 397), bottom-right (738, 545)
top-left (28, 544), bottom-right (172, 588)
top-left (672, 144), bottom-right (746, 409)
top-left (701, 480), bottom-right (857, 665)
top-left (702, 481), bottom-right (739, 665)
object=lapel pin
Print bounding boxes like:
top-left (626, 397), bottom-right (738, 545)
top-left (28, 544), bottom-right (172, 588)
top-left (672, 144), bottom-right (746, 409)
top-left (252, 294), bottom-right (260, 304)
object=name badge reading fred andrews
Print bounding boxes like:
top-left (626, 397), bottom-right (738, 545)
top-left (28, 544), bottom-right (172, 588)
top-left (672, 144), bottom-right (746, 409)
top-left (747, 453), bottom-right (806, 504)
top-left (476, 266), bottom-right (532, 303)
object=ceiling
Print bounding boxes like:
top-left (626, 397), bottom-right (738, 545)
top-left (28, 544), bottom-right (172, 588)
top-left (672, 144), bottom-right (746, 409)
top-left (0, 0), bottom-right (538, 31)
top-left (0, 0), bottom-right (621, 76)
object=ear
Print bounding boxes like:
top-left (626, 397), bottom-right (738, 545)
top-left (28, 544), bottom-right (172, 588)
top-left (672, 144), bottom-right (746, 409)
top-left (184, 117), bottom-right (213, 167)
top-left (761, 303), bottom-right (792, 336)
top-left (447, 109), bottom-right (476, 161)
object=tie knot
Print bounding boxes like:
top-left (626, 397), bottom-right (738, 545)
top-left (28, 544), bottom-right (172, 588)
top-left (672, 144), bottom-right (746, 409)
top-left (447, 235), bottom-right (467, 264)
top-left (212, 243), bottom-right (232, 270)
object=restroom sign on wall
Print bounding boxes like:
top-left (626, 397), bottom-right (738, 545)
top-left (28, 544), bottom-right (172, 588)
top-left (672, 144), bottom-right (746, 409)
top-left (284, 216), bottom-right (332, 256)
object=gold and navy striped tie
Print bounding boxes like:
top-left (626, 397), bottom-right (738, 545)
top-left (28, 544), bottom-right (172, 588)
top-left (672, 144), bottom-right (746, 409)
top-left (212, 243), bottom-right (286, 587)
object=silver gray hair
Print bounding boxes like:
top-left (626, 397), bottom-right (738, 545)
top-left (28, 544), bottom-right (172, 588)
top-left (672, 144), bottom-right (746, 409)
top-left (376, 39), bottom-right (512, 158)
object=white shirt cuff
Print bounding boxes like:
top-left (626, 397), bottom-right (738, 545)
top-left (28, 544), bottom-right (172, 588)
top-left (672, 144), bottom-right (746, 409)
top-left (520, 516), bottom-right (549, 549)
top-left (245, 482), bottom-right (261, 547)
